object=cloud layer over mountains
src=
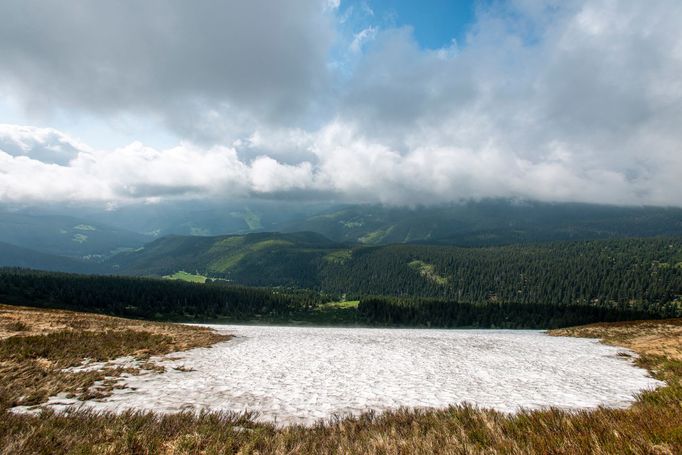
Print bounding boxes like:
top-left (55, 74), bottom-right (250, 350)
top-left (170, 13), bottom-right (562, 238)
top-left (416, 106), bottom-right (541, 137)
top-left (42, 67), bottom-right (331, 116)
top-left (1, 0), bottom-right (681, 206)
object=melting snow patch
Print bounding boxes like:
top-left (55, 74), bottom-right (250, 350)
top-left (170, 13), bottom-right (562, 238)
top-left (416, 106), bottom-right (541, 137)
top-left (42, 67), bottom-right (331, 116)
top-left (13, 326), bottom-right (663, 426)
top-left (62, 356), bottom-right (141, 373)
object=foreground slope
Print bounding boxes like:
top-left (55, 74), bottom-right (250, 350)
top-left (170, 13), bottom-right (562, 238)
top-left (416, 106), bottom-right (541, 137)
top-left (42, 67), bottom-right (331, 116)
top-left (0, 305), bottom-right (680, 454)
top-left (0, 304), bottom-right (229, 410)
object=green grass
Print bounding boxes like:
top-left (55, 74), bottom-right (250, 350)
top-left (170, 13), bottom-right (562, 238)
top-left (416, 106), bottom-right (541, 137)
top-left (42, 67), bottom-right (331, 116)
top-left (323, 249), bottom-right (353, 264)
top-left (320, 300), bottom-right (359, 309)
top-left (204, 237), bottom-right (297, 273)
top-left (208, 252), bottom-right (246, 273)
top-left (249, 239), bottom-right (294, 251)
top-left (71, 234), bottom-right (88, 243)
top-left (408, 260), bottom-right (449, 285)
top-left (341, 221), bottom-right (363, 228)
top-left (358, 227), bottom-right (393, 244)
top-left (162, 271), bottom-right (207, 283)
top-left (209, 236), bottom-right (246, 250)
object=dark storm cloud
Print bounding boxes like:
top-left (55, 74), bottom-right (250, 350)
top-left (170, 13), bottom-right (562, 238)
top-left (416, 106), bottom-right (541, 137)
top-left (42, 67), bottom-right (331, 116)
top-left (0, 0), bottom-right (333, 131)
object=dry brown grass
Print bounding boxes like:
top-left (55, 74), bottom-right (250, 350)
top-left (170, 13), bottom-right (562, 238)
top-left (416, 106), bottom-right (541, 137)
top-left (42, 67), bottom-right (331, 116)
top-left (0, 304), bottom-right (230, 410)
top-left (0, 303), bottom-right (229, 350)
top-left (550, 318), bottom-right (682, 361)
top-left (0, 305), bottom-right (681, 454)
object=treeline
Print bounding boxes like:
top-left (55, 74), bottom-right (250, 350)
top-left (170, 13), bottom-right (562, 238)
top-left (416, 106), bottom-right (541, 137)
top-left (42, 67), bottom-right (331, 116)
top-left (1, 263), bottom-right (680, 328)
top-left (321, 238), bottom-right (682, 309)
top-left (357, 297), bottom-right (680, 329)
top-left (0, 268), bottom-right (327, 320)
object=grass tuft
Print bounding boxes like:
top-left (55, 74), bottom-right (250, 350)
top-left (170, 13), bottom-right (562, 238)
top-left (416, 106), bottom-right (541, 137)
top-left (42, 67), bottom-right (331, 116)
top-left (3, 320), bottom-right (29, 332)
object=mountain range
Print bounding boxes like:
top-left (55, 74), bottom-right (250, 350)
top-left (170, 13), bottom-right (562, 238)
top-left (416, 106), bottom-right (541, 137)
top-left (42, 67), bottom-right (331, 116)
top-left (3, 200), bottom-right (682, 283)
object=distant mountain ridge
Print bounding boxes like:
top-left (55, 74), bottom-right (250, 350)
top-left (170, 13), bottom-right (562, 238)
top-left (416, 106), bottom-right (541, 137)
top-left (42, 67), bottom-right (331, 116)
top-left (4, 200), bottom-right (682, 260)
top-left (282, 201), bottom-right (682, 246)
top-left (0, 241), bottom-right (91, 273)
top-left (4, 200), bottom-right (682, 280)
top-left (0, 211), bottom-right (149, 258)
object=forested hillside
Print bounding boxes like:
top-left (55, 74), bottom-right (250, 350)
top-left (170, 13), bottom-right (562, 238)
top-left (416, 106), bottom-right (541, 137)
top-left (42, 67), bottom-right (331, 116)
top-left (107, 231), bottom-right (341, 287)
top-left (3, 229), bottom-right (681, 323)
top-left (0, 268), bottom-right (325, 320)
top-left (357, 297), bottom-right (675, 329)
top-left (320, 239), bottom-right (682, 307)
top-left (107, 235), bottom-right (682, 312)
top-left (0, 269), bottom-right (676, 328)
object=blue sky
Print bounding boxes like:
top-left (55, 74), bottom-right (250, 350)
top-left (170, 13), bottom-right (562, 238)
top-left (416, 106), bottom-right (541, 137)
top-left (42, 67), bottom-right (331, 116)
top-left (342, 0), bottom-right (477, 49)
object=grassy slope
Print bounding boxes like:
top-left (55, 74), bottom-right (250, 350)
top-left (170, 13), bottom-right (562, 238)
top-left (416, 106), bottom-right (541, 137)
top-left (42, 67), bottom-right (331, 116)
top-left (106, 232), bottom-right (341, 286)
top-left (0, 304), bottom-right (230, 410)
top-left (162, 270), bottom-right (207, 283)
top-left (0, 307), bottom-right (681, 453)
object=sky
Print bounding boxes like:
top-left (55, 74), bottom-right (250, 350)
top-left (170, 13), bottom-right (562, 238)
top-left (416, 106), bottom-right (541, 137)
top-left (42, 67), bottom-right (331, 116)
top-left (0, 0), bottom-right (681, 208)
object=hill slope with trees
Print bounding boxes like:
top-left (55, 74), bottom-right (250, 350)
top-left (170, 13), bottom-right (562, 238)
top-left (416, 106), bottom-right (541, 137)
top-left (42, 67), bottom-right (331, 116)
top-left (102, 234), bottom-right (682, 314)
top-left (0, 269), bottom-right (675, 329)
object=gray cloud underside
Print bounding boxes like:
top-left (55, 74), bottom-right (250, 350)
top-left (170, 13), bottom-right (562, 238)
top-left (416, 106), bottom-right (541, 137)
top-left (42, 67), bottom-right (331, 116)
top-left (0, 0), bottom-right (681, 206)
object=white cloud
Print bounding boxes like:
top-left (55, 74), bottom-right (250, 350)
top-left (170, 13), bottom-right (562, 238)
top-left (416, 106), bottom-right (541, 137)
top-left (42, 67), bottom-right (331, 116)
top-left (0, 126), bottom-right (250, 202)
top-left (250, 157), bottom-right (315, 193)
top-left (0, 124), bottom-right (91, 165)
top-left (325, 0), bottom-right (341, 11)
top-left (350, 26), bottom-right (378, 53)
top-left (0, 0), bottom-right (681, 207)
